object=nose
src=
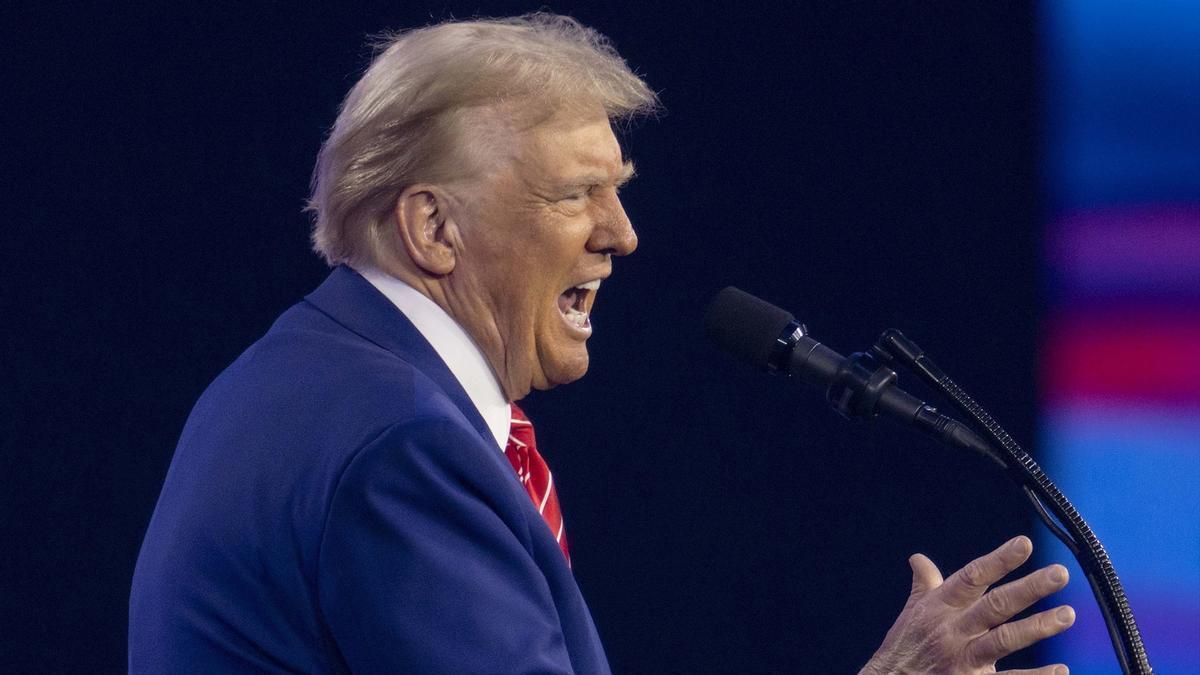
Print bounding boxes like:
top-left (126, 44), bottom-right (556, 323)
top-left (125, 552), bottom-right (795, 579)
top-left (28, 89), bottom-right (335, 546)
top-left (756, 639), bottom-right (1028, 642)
top-left (587, 194), bottom-right (638, 257)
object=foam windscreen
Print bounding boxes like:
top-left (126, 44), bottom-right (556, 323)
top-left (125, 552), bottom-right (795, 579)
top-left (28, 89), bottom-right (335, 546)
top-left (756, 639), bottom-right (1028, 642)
top-left (703, 287), bottom-right (794, 369)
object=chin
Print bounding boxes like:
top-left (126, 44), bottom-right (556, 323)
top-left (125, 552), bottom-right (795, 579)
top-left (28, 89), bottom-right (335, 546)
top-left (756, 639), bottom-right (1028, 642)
top-left (534, 351), bottom-right (590, 390)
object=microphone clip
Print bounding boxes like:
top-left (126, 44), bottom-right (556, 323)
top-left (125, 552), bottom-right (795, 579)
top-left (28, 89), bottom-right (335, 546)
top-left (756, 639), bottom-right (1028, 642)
top-left (826, 351), bottom-right (898, 421)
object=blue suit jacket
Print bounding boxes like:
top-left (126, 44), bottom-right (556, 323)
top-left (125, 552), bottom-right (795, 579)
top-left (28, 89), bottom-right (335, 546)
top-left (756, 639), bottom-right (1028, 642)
top-left (129, 266), bottom-right (610, 674)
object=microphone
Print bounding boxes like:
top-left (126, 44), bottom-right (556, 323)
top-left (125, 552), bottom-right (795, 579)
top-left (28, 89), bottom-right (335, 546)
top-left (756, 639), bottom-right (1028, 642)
top-left (704, 287), bottom-right (839, 385)
top-left (706, 292), bottom-right (1158, 674)
top-left (704, 286), bottom-right (1002, 464)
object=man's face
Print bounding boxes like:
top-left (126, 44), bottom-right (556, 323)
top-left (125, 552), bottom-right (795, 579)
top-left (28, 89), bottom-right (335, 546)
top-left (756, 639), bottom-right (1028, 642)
top-left (445, 108), bottom-right (637, 400)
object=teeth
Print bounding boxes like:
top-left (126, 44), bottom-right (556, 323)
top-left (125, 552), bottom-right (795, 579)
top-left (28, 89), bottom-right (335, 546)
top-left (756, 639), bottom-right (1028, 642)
top-left (576, 279), bottom-right (601, 291)
top-left (562, 306), bottom-right (590, 327)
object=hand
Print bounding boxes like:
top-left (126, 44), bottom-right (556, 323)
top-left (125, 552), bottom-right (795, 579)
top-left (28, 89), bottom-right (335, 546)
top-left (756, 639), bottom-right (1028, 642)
top-left (859, 536), bottom-right (1075, 675)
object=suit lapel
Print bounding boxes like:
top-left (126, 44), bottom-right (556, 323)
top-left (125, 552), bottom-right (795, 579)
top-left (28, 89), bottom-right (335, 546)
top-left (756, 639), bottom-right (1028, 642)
top-left (302, 265), bottom-right (497, 448)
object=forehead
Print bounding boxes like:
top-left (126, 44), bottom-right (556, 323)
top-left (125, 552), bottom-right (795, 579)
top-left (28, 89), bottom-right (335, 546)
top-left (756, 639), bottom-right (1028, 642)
top-left (516, 111), bottom-right (625, 178)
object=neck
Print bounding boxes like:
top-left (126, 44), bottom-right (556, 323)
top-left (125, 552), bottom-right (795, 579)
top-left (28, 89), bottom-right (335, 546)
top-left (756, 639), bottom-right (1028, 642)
top-left (372, 260), bottom-right (527, 401)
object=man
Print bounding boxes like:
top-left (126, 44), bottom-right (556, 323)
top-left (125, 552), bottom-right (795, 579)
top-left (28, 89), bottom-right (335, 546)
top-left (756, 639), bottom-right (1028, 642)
top-left (129, 13), bottom-right (1074, 674)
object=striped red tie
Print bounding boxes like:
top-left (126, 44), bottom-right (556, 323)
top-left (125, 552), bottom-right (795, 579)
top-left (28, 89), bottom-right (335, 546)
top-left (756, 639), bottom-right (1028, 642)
top-left (505, 403), bottom-right (570, 566)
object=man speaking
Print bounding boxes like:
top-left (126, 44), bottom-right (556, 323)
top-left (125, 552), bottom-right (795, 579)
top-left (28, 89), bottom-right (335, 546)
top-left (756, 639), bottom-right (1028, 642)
top-left (129, 13), bottom-right (1075, 674)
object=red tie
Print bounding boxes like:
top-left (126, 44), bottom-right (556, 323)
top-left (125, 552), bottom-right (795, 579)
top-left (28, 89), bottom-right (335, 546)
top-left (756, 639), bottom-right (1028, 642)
top-left (505, 403), bottom-right (570, 566)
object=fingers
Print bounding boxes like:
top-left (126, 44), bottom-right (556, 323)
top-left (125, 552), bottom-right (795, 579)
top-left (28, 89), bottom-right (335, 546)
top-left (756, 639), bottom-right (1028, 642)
top-left (909, 553), bottom-right (944, 593)
top-left (998, 667), bottom-right (1069, 675)
top-left (969, 605), bottom-right (1076, 665)
top-left (960, 564), bottom-right (1070, 633)
top-left (940, 535), bottom-right (1033, 607)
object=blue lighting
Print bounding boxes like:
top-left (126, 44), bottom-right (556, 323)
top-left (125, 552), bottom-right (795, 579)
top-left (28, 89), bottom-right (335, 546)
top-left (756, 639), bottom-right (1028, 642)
top-left (1040, 0), bottom-right (1200, 672)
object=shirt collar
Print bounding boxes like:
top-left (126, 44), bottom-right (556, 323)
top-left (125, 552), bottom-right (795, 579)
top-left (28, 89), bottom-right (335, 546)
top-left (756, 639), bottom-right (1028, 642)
top-left (356, 267), bottom-right (511, 450)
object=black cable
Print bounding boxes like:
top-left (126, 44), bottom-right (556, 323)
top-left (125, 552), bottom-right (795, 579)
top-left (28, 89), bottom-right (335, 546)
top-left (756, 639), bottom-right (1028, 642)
top-left (1022, 485), bottom-right (1080, 558)
top-left (875, 330), bottom-right (1152, 675)
top-left (701, 288), bottom-right (1152, 672)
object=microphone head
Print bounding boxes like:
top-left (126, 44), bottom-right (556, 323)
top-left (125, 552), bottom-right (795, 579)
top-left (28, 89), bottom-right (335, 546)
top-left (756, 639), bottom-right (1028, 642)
top-left (704, 286), bottom-right (795, 369)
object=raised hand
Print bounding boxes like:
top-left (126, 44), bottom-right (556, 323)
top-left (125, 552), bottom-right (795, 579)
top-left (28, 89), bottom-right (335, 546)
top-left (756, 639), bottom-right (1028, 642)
top-left (860, 536), bottom-right (1075, 675)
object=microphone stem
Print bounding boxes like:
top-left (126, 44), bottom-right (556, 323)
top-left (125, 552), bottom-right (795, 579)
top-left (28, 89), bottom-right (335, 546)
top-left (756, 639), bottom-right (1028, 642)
top-left (791, 337), bottom-right (1007, 468)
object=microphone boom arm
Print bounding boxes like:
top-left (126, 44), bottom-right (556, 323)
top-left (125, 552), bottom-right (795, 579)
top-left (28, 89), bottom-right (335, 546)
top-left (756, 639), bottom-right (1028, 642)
top-left (703, 287), bottom-right (1152, 673)
top-left (868, 329), bottom-right (1152, 675)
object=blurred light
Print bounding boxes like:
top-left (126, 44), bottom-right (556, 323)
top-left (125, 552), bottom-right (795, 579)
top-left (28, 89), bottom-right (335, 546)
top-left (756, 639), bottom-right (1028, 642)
top-left (1040, 0), bottom-right (1200, 673)
top-left (1043, 311), bottom-right (1200, 405)
top-left (1047, 207), bottom-right (1200, 299)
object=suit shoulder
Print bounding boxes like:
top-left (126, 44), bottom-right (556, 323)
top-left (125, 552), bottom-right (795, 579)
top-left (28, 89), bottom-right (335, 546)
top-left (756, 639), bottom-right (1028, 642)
top-left (199, 301), bottom-right (442, 437)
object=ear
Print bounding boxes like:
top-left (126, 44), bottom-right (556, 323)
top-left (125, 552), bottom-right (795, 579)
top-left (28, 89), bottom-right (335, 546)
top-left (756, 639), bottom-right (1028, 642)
top-left (394, 185), bottom-right (458, 276)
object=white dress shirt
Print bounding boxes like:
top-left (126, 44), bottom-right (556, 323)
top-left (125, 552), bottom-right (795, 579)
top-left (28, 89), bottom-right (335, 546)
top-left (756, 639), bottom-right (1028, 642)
top-left (357, 267), bottom-right (511, 451)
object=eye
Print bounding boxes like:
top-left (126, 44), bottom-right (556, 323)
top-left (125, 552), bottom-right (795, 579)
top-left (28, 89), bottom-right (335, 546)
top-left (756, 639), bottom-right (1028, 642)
top-left (558, 186), bottom-right (594, 204)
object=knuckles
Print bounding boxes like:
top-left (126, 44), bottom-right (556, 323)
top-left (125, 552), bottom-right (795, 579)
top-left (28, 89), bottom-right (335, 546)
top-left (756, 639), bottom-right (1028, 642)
top-left (982, 587), bottom-right (1010, 618)
top-left (991, 622), bottom-right (1019, 654)
top-left (958, 560), bottom-right (989, 589)
top-left (873, 547), bottom-right (1071, 675)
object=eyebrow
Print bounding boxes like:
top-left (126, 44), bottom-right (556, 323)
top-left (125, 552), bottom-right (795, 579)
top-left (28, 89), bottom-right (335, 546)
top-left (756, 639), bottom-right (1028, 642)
top-left (561, 160), bottom-right (637, 192)
top-left (616, 160), bottom-right (636, 187)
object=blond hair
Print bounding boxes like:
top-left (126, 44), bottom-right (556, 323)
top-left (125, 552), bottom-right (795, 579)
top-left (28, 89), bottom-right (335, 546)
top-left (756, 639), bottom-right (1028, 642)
top-left (307, 13), bottom-right (659, 268)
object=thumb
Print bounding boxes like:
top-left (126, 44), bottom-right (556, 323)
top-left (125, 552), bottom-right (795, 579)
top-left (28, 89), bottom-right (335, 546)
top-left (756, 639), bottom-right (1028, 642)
top-left (908, 553), bottom-right (944, 593)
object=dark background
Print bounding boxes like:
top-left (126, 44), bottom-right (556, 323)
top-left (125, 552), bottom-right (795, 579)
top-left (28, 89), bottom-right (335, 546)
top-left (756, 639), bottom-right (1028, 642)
top-left (3, 2), bottom-right (1045, 672)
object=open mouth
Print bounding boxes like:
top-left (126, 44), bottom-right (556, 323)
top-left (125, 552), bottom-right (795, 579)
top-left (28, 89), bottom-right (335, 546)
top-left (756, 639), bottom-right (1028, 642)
top-left (557, 279), bottom-right (600, 331)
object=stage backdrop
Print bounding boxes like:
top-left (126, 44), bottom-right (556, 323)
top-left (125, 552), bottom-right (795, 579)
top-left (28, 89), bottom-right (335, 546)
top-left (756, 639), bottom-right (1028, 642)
top-left (1038, 1), bottom-right (1200, 672)
top-left (3, 3), bottom-right (1070, 672)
